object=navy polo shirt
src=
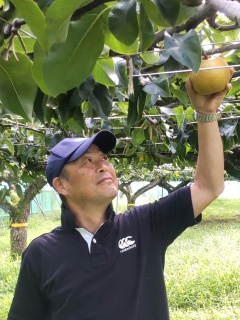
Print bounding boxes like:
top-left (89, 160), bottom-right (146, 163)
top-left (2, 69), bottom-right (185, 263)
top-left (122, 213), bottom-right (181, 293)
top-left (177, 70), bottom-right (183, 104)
top-left (8, 186), bottom-right (201, 320)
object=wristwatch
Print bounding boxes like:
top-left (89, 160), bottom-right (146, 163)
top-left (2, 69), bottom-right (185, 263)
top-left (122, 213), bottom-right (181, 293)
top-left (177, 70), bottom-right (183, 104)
top-left (194, 111), bottom-right (222, 122)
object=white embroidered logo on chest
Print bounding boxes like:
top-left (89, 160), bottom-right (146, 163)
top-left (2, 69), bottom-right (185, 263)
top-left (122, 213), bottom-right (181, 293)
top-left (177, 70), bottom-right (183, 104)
top-left (118, 236), bottom-right (136, 253)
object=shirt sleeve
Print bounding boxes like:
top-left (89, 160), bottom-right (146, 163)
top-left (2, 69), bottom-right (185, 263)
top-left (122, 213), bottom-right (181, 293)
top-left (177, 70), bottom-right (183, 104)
top-left (8, 243), bottom-right (48, 320)
top-left (138, 185), bottom-right (201, 249)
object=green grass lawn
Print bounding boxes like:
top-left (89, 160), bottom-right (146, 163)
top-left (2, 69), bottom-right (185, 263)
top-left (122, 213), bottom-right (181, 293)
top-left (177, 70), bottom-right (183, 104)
top-left (166, 198), bottom-right (240, 319)
top-left (0, 198), bottom-right (240, 319)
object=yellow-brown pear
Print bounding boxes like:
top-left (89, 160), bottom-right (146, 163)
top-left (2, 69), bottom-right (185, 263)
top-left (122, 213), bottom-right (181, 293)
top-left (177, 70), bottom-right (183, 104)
top-left (190, 56), bottom-right (231, 95)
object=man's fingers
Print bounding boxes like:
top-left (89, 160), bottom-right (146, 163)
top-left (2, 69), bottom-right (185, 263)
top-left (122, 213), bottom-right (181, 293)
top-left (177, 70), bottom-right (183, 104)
top-left (220, 83), bottom-right (232, 96)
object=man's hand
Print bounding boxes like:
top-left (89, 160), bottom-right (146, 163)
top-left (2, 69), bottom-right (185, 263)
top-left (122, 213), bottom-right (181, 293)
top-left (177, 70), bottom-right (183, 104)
top-left (186, 67), bottom-right (234, 114)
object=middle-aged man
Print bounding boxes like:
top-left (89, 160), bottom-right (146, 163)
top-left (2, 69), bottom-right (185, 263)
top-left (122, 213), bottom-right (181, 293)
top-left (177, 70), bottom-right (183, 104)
top-left (8, 75), bottom-right (233, 320)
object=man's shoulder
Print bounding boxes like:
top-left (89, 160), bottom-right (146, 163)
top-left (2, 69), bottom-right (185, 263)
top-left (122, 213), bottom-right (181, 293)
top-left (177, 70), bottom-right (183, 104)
top-left (24, 226), bottom-right (64, 254)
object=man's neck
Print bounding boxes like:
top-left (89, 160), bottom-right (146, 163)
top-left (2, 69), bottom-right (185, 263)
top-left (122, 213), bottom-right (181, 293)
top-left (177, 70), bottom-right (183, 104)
top-left (67, 201), bottom-right (110, 234)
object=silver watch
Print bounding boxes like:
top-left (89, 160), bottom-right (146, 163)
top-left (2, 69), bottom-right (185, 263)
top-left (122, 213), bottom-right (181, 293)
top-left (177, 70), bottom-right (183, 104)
top-left (194, 111), bottom-right (222, 122)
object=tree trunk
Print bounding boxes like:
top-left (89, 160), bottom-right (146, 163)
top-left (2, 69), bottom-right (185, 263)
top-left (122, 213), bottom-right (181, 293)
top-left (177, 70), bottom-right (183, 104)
top-left (10, 226), bottom-right (27, 257)
top-left (8, 176), bottom-right (46, 258)
top-left (10, 205), bottom-right (30, 258)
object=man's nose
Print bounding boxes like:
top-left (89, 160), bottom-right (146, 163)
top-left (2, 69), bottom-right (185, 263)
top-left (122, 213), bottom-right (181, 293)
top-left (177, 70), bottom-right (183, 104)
top-left (96, 160), bottom-right (108, 172)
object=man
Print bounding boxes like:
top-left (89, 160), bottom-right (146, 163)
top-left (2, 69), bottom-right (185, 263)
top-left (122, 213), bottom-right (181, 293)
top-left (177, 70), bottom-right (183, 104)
top-left (8, 78), bottom-right (232, 320)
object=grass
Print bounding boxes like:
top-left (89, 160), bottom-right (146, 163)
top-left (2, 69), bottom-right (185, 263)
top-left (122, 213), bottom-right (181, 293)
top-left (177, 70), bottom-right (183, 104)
top-left (166, 198), bottom-right (240, 319)
top-left (0, 199), bottom-right (240, 319)
top-left (0, 212), bottom-right (60, 320)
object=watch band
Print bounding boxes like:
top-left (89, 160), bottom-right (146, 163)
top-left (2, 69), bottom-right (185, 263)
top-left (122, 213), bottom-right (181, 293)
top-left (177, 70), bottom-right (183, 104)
top-left (195, 111), bottom-right (222, 122)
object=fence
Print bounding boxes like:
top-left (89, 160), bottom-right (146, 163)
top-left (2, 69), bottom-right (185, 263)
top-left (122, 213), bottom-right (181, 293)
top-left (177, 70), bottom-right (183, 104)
top-left (0, 186), bottom-right (61, 219)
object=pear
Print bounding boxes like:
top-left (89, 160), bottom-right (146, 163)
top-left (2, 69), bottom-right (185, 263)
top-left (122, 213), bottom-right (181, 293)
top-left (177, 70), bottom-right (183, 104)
top-left (190, 56), bottom-right (231, 95)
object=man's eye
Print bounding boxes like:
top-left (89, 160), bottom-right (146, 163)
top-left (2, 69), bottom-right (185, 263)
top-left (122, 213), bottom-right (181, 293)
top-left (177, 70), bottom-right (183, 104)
top-left (102, 156), bottom-right (108, 161)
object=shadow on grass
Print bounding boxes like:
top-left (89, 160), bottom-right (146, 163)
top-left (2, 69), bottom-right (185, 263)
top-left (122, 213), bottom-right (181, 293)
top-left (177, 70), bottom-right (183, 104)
top-left (202, 215), bottom-right (240, 225)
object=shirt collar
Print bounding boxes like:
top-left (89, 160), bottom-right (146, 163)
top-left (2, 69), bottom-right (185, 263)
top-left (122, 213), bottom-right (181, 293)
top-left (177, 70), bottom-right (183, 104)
top-left (60, 203), bottom-right (115, 231)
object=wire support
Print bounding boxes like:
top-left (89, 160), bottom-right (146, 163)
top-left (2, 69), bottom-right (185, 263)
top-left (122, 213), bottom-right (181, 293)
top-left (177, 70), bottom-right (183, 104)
top-left (133, 64), bottom-right (240, 77)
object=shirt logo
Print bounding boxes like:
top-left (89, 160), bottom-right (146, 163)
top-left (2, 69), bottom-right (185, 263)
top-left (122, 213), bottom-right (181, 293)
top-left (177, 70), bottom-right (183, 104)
top-left (118, 236), bottom-right (136, 253)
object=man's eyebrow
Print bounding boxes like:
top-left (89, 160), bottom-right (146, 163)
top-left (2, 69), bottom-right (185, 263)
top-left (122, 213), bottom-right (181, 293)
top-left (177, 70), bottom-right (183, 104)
top-left (82, 147), bottom-right (104, 156)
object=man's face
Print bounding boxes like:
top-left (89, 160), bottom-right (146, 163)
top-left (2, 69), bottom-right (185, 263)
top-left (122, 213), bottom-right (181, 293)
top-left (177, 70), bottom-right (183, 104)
top-left (59, 144), bottom-right (118, 207)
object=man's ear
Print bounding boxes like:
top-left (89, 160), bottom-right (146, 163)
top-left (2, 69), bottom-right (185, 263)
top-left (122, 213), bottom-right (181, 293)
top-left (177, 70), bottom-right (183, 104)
top-left (52, 177), bottom-right (68, 196)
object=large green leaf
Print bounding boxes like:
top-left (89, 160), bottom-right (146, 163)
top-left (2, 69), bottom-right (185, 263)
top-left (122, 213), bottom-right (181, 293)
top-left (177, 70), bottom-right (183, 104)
top-left (139, 4), bottom-right (155, 52)
top-left (10, 0), bottom-right (48, 51)
top-left (93, 58), bottom-right (118, 86)
top-left (164, 30), bottom-right (201, 73)
top-left (32, 41), bottom-right (49, 95)
top-left (43, 15), bottom-right (104, 97)
top-left (45, 0), bottom-right (90, 47)
top-left (108, 0), bottom-right (139, 46)
top-left (0, 54), bottom-right (37, 120)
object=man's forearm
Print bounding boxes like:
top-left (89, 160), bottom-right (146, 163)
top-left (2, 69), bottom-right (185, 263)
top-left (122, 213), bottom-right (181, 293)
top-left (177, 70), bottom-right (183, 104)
top-left (195, 121), bottom-right (224, 196)
top-left (191, 120), bottom-right (224, 216)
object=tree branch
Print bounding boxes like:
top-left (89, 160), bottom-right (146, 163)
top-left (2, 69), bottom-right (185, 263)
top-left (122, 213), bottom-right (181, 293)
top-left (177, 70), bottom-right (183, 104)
top-left (153, 3), bottom-right (216, 45)
top-left (207, 0), bottom-right (240, 25)
top-left (207, 13), bottom-right (239, 31)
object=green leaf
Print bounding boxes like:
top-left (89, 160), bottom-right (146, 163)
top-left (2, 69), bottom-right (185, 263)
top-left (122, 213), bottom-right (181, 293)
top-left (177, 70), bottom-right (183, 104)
top-left (164, 30), bottom-right (201, 74)
top-left (104, 25), bottom-right (138, 54)
top-left (139, 4), bottom-right (154, 52)
top-left (67, 117), bottom-right (85, 135)
top-left (43, 15), bottom-right (104, 97)
top-left (131, 128), bottom-right (145, 146)
top-left (125, 144), bottom-right (137, 156)
top-left (127, 78), bottom-right (145, 127)
top-left (176, 3), bottom-right (197, 25)
top-left (0, 54), bottom-right (37, 120)
top-left (0, 138), bottom-right (14, 155)
top-left (32, 41), bottom-right (49, 95)
top-left (220, 120), bottom-right (237, 139)
top-left (108, 0), bottom-right (139, 46)
top-left (93, 58), bottom-right (119, 86)
top-left (115, 58), bottom-right (128, 88)
top-left (10, 0), bottom-right (48, 51)
top-left (89, 84), bottom-right (112, 119)
top-left (154, 0), bottom-right (180, 26)
top-left (176, 130), bottom-right (189, 161)
top-left (127, 99), bottom-right (138, 127)
top-left (137, 89), bottom-right (146, 120)
top-left (14, 33), bottom-right (35, 53)
top-left (140, 52), bottom-right (159, 65)
top-left (141, 0), bottom-right (169, 27)
top-left (173, 106), bottom-right (185, 128)
top-left (0, 187), bottom-right (8, 202)
top-left (143, 76), bottom-right (171, 97)
top-left (77, 77), bottom-right (95, 101)
top-left (45, 0), bottom-right (90, 47)
top-left (171, 88), bottom-right (188, 107)
top-left (228, 78), bottom-right (240, 96)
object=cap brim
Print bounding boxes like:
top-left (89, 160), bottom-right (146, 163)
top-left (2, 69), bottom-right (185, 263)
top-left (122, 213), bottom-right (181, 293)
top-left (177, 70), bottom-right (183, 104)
top-left (67, 130), bottom-right (116, 163)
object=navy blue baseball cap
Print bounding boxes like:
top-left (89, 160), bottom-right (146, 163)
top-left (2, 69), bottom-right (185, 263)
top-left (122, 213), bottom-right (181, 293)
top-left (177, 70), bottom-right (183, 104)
top-left (46, 130), bottom-right (116, 186)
